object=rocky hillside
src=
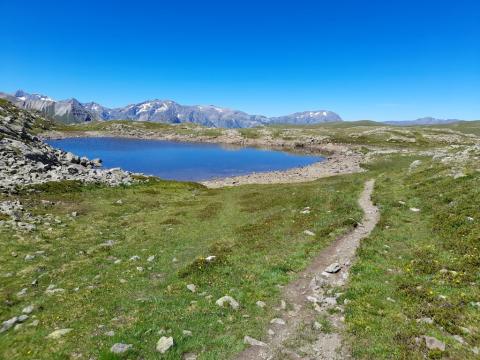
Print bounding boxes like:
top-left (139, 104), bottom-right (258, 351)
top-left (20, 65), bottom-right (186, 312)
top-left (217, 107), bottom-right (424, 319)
top-left (0, 90), bottom-right (342, 128)
top-left (0, 99), bottom-right (132, 192)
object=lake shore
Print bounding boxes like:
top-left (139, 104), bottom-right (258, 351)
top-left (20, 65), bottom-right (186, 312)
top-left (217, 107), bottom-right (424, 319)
top-left (40, 128), bottom-right (365, 187)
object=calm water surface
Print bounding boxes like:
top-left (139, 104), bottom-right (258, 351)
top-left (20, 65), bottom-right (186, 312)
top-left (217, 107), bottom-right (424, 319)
top-left (46, 137), bottom-right (323, 181)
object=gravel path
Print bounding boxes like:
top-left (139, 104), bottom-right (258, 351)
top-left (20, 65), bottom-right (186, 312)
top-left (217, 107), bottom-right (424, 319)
top-left (235, 180), bottom-right (379, 360)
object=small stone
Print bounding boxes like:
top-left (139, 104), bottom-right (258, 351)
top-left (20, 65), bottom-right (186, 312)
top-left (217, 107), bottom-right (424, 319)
top-left (17, 288), bottom-right (28, 297)
top-left (416, 317), bottom-right (434, 324)
top-left (453, 335), bottom-right (465, 344)
top-left (256, 301), bottom-right (266, 308)
top-left (244, 335), bottom-right (267, 347)
top-left (28, 320), bottom-right (39, 327)
top-left (0, 317), bottom-right (18, 333)
top-left (147, 255), bottom-right (155, 262)
top-left (24, 254), bottom-right (35, 261)
top-left (156, 336), bottom-right (174, 353)
top-left (313, 321), bottom-right (322, 330)
top-left (422, 336), bottom-right (445, 351)
top-left (187, 284), bottom-right (196, 293)
top-left (47, 328), bottom-right (73, 339)
top-left (304, 230), bottom-right (315, 236)
top-left (410, 207), bottom-right (421, 213)
top-left (205, 255), bottom-right (216, 262)
top-left (324, 262), bottom-right (341, 273)
top-left (105, 330), bottom-right (115, 337)
top-left (17, 315), bottom-right (29, 323)
top-left (130, 255), bottom-right (140, 261)
top-left (183, 353), bottom-right (197, 360)
top-left (115, 200), bottom-right (123, 205)
top-left (216, 296), bottom-right (239, 310)
top-left (183, 330), bottom-right (192, 336)
top-left (22, 305), bottom-right (34, 314)
top-left (270, 318), bottom-right (286, 325)
top-left (110, 343), bottom-right (132, 354)
top-left (267, 329), bottom-right (275, 336)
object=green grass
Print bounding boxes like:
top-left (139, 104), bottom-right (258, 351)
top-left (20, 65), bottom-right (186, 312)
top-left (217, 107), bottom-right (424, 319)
top-left (0, 176), bottom-right (364, 359)
top-left (345, 156), bottom-right (480, 359)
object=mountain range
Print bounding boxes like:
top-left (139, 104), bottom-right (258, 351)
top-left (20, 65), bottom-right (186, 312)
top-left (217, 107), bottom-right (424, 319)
top-left (0, 90), bottom-right (342, 128)
top-left (383, 117), bottom-right (461, 126)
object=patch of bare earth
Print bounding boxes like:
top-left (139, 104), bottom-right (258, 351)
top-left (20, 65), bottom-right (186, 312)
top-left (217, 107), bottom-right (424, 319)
top-left (235, 180), bottom-right (379, 360)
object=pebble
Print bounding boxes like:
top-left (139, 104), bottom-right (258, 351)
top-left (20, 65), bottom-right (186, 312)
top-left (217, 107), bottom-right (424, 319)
top-left (410, 207), bottom-right (421, 212)
top-left (183, 330), bottom-right (192, 336)
top-left (187, 284), bottom-right (196, 293)
top-left (147, 255), bottom-right (155, 262)
top-left (303, 230), bottom-right (315, 236)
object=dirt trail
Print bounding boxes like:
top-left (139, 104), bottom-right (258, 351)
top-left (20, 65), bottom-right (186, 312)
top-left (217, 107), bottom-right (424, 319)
top-left (235, 179), bottom-right (379, 360)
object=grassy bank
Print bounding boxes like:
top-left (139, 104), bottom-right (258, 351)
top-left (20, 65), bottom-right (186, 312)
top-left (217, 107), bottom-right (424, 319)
top-left (345, 156), bottom-right (480, 359)
top-left (0, 175), bottom-right (363, 359)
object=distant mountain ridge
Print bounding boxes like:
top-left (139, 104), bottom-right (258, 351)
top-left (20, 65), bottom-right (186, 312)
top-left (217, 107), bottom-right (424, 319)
top-left (384, 117), bottom-right (461, 126)
top-left (0, 90), bottom-right (342, 128)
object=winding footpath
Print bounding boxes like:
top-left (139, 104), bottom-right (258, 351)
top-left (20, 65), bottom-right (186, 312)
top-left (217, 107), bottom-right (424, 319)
top-left (236, 180), bottom-right (379, 360)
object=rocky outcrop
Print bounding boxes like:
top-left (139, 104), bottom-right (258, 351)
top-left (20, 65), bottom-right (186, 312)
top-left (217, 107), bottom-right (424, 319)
top-left (0, 99), bottom-right (132, 193)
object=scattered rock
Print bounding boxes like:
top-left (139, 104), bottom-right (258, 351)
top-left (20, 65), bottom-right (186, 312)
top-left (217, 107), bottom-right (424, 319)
top-left (270, 318), bottom-right (286, 325)
top-left (216, 296), bottom-right (240, 310)
top-left (187, 284), bottom-right (196, 293)
top-left (422, 336), bottom-right (445, 351)
top-left (47, 328), bottom-right (73, 339)
top-left (0, 317), bottom-right (18, 333)
top-left (183, 353), bottom-right (197, 360)
top-left (182, 330), bottom-right (192, 336)
top-left (256, 301), bottom-right (266, 308)
top-left (147, 255), bottom-right (155, 262)
top-left (410, 207), bottom-right (421, 213)
top-left (303, 230), bottom-right (315, 236)
top-left (416, 317), bottom-right (434, 324)
top-left (324, 262), bottom-right (341, 274)
top-left (110, 343), bottom-right (132, 354)
top-left (156, 336), bottom-right (174, 353)
top-left (244, 335), bottom-right (267, 347)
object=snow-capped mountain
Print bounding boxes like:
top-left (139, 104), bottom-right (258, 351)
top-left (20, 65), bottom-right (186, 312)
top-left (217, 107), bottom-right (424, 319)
top-left (0, 90), bottom-right (99, 124)
top-left (268, 110), bottom-right (342, 125)
top-left (0, 90), bottom-right (342, 128)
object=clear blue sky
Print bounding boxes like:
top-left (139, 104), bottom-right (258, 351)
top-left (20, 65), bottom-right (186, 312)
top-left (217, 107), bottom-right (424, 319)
top-left (1, 0), bottom-right (479, 120)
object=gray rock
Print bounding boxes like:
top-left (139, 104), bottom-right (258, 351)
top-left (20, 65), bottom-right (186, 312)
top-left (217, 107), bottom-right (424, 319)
top-left (244, 335), bottom-right (267, 347)
top-left (324, 262), bottom-right (341, 273)
top-left (0, 317), bottom-right (18, 333)
top-left (216, 296), bottom-right (240, 310)
top-left (22, 305), bottom-right (34, 314)
top-left (110, 343), bottom-right (132, 354)
top-left (156, 336), bottom-right (174, 353)
top-left (47, 328), bottom-right (73, 339)
top-left (256, 301), bottom-right (266, 308)
top-left (422, 336), bottom-right (445, 351)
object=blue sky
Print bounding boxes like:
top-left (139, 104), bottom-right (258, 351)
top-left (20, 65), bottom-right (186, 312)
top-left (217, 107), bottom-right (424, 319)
top-left (1, 0), bottom-right (479, 120)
